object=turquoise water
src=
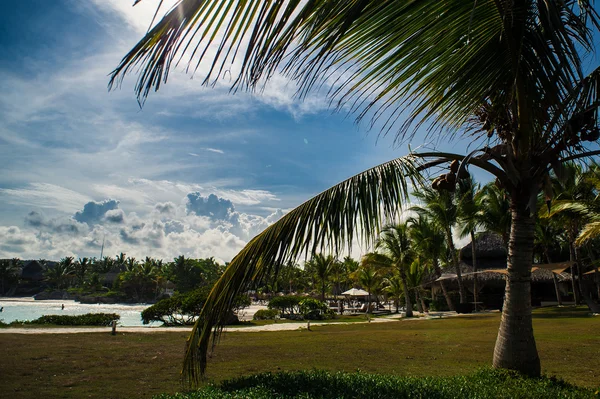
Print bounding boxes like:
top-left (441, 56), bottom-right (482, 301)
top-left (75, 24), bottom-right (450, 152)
top-left (0, 298), bottom-right (158, 326)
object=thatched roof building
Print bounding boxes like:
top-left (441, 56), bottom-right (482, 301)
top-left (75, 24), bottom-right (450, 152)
top-left (457, 232), bottom-right (571, 282)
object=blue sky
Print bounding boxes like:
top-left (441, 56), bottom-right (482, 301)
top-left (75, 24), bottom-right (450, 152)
top-left (0, 0), bottom-right (492, 262)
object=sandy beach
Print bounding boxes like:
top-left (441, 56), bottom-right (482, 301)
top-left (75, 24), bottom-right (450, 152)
top-left (0, 310), bottom-right (488, 334)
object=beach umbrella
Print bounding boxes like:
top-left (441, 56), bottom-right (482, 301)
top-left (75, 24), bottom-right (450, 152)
top-left (341, 288), bottom-right (370, 296)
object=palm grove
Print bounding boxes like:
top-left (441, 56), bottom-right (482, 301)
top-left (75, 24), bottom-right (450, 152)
top-left (110, 0), bottom-right (600, 383)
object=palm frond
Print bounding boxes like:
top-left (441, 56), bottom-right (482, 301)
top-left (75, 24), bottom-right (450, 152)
top-left (111, 1), bottom-right (596, 140)
top-left (182, 154), bottom-right (422, 386)
top-left (576, 220), bottom-right (600, 245)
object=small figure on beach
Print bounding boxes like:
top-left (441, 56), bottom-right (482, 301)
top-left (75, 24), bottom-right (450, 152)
top-left (61, 304), bottom-right (65, 310)
top-left (0, 307), bottom-right (3, 312)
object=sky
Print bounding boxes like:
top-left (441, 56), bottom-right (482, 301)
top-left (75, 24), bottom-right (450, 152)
top-left (0, 0), bottom-right (490, 263)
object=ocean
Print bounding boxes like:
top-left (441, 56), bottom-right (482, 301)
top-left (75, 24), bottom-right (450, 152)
top-left (0, 297), bottom-right (159, 326)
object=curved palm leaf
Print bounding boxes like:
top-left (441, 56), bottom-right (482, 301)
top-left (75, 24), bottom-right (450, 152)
top-left (182, 155), bottom-right (422, 385)
top-left (111, 1), bottom-right (595, 140)
top-left (576, 220), bottom-right (600, 245)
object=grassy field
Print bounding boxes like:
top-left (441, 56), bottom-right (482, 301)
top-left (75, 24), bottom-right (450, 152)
top-left (0, 307), bottom-right (598, 399)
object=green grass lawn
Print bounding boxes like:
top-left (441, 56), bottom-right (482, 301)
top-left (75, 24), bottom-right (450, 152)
top-left (0, 307), bottom-right (598, 399)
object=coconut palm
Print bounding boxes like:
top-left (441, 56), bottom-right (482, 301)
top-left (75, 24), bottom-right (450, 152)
top-left (367, 223), bottom-right (415, 318)
top-left (305, 253), bottom-right (336, 301)
top-left (457, 177), bottom-right (483, 306)
top-left (573, 164), bottom-right (600, 245)
top-left (111, 0), bottom-right (600, 381)
top-left (543, 163), bottom-right (592, 302)
top-left (407, 214), bottom-right (453, 310)
top-left (412, 186), bottom-right (466, 304)
top-left (406, 259), bottom-right (429, 314)
top-left (329, 258), bottom-right (347, 296)
top-left (355, 265), bottom-right (381, 314)
top-left (534, 217), bottom-right (566, 305)
top-left (478, 183), bottom-right (512, 247)
top-left (383, 275), bottom-right (404, 313)
top-left (74, 257), bottom-right (91, 287)
top-left (45, 257), bottom-right (75, 290)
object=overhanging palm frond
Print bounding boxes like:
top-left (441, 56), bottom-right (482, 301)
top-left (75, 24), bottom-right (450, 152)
top-left (545, 200), bottom-right (589, 218)
top-left (182, 155), bottom-right (422, 385)
top-left (576, 220), bottom-right (600, 245)
top-left (111, 1), bottom-right (595, 140)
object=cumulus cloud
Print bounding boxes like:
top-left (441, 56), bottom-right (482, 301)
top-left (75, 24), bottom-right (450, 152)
top-left (104, 209), bottom-right (125, 224)
top-left (154, 202), bottom-right (176, 214)
top-left (2, 192), bottom-right (287, 263)
top-left (74, 199), bottom-right (120, 225)
top-left (186, 193), bottom-right (234, 220)
top-left (24, 211), bottom-right (84, 234)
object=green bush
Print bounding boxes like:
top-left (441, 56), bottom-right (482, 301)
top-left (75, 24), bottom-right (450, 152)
top-left (267, 295), bottom-right (302, 315)
top-left (154, 369), bottom-right (599, 399)
top-left (299, 298), bottom-right (333, 320)
top-left (142, 288), bottom-right (251, 326)
top-left (253, 309), bottom-right (279, 320)
top-left (15, 313), bottom-right (120, 326)
top-left (142, 288), bottom-right (210, 326)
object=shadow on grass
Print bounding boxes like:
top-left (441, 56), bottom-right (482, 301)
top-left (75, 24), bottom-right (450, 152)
top-left (532, 306), bottom-right (595, 319)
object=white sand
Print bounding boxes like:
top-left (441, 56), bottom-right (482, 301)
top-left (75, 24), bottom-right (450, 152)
top-left (0, 310), bottom-right (495, 334)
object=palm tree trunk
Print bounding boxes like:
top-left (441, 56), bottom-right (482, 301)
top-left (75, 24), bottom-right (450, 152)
top-left (433, 258), bottom-right (455, 311)
top-left (544, 250), bottom-right (562, 306)
top-left (567, 236), bottom-right (580, 305)
top-left (470, 230), bottom-right (478, 309)
top-left (586, 248), bottom-right (600, 299)
top-left (492, 198), bottom-right (540, 377)
top-left (446, 228), bottom-right (467, 303)
top-left (418, 289), bottom-right (427, 313)
top-left (399, 268), bottom-right (413, 317)
top-left (574, 244), bottom-right (586, 299)
top-left (414, 290), bottom-right (423, 313)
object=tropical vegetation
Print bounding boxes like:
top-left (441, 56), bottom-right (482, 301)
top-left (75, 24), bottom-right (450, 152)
top-left (110, 0), bottom-right (600, 383)
top-left (155, 369), bottom-right (598, 399)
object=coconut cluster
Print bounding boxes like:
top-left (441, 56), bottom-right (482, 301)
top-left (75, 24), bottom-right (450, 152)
top-left (431, 160), bottom-right (470, 192)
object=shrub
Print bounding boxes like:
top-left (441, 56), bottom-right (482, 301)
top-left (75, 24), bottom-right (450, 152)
top-left (154, 369), bottom-right (598, 399)
top-left (15, 313), bottom-right (120, 326)
top-left (299, 298), bottom-right (333, 320)
top-left (267, 295), bottom-right (302, 316)
top-left (253, 309), bottom-right (279, 320)
top-left (142, 288), bottom-right (251, 326)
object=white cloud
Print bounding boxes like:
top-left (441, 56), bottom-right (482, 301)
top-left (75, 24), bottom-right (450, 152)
top-left (204, 148), bottom-right (224, 154)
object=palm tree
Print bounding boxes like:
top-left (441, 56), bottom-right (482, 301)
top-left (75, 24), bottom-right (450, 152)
top-left (305, 254), bottom-right (336, 301)
top-left (457, 177), bottom-right (483, 307)
top-left (74, 257), bottom-right (90, 287)
top-left (45, 257), bottom-right (75, 290)
top-left (534, 217), bottom-right (566, 305)
top-left (115, 253), bottom-right (127, 271)
top-left (547, 163), bottom-right (597, 301)
top-left (111, 0), bottom-right (600, 381)
top-left (367, 223), bottom-right (415, 318)
top-left (408, 214), bottom-right (453, 310)
top-left (406, 259), bottom-right (429, 314)
top-left (355, 265), bottom-right (380, 314)
top-left (383, 275), bottom-right (404, 313)
top-left (329, 258), bottom-right (347, 296)
top-left (412, 186), bottom-right (466, 304)
top-left (478, 183), bottom-right (512, 247)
